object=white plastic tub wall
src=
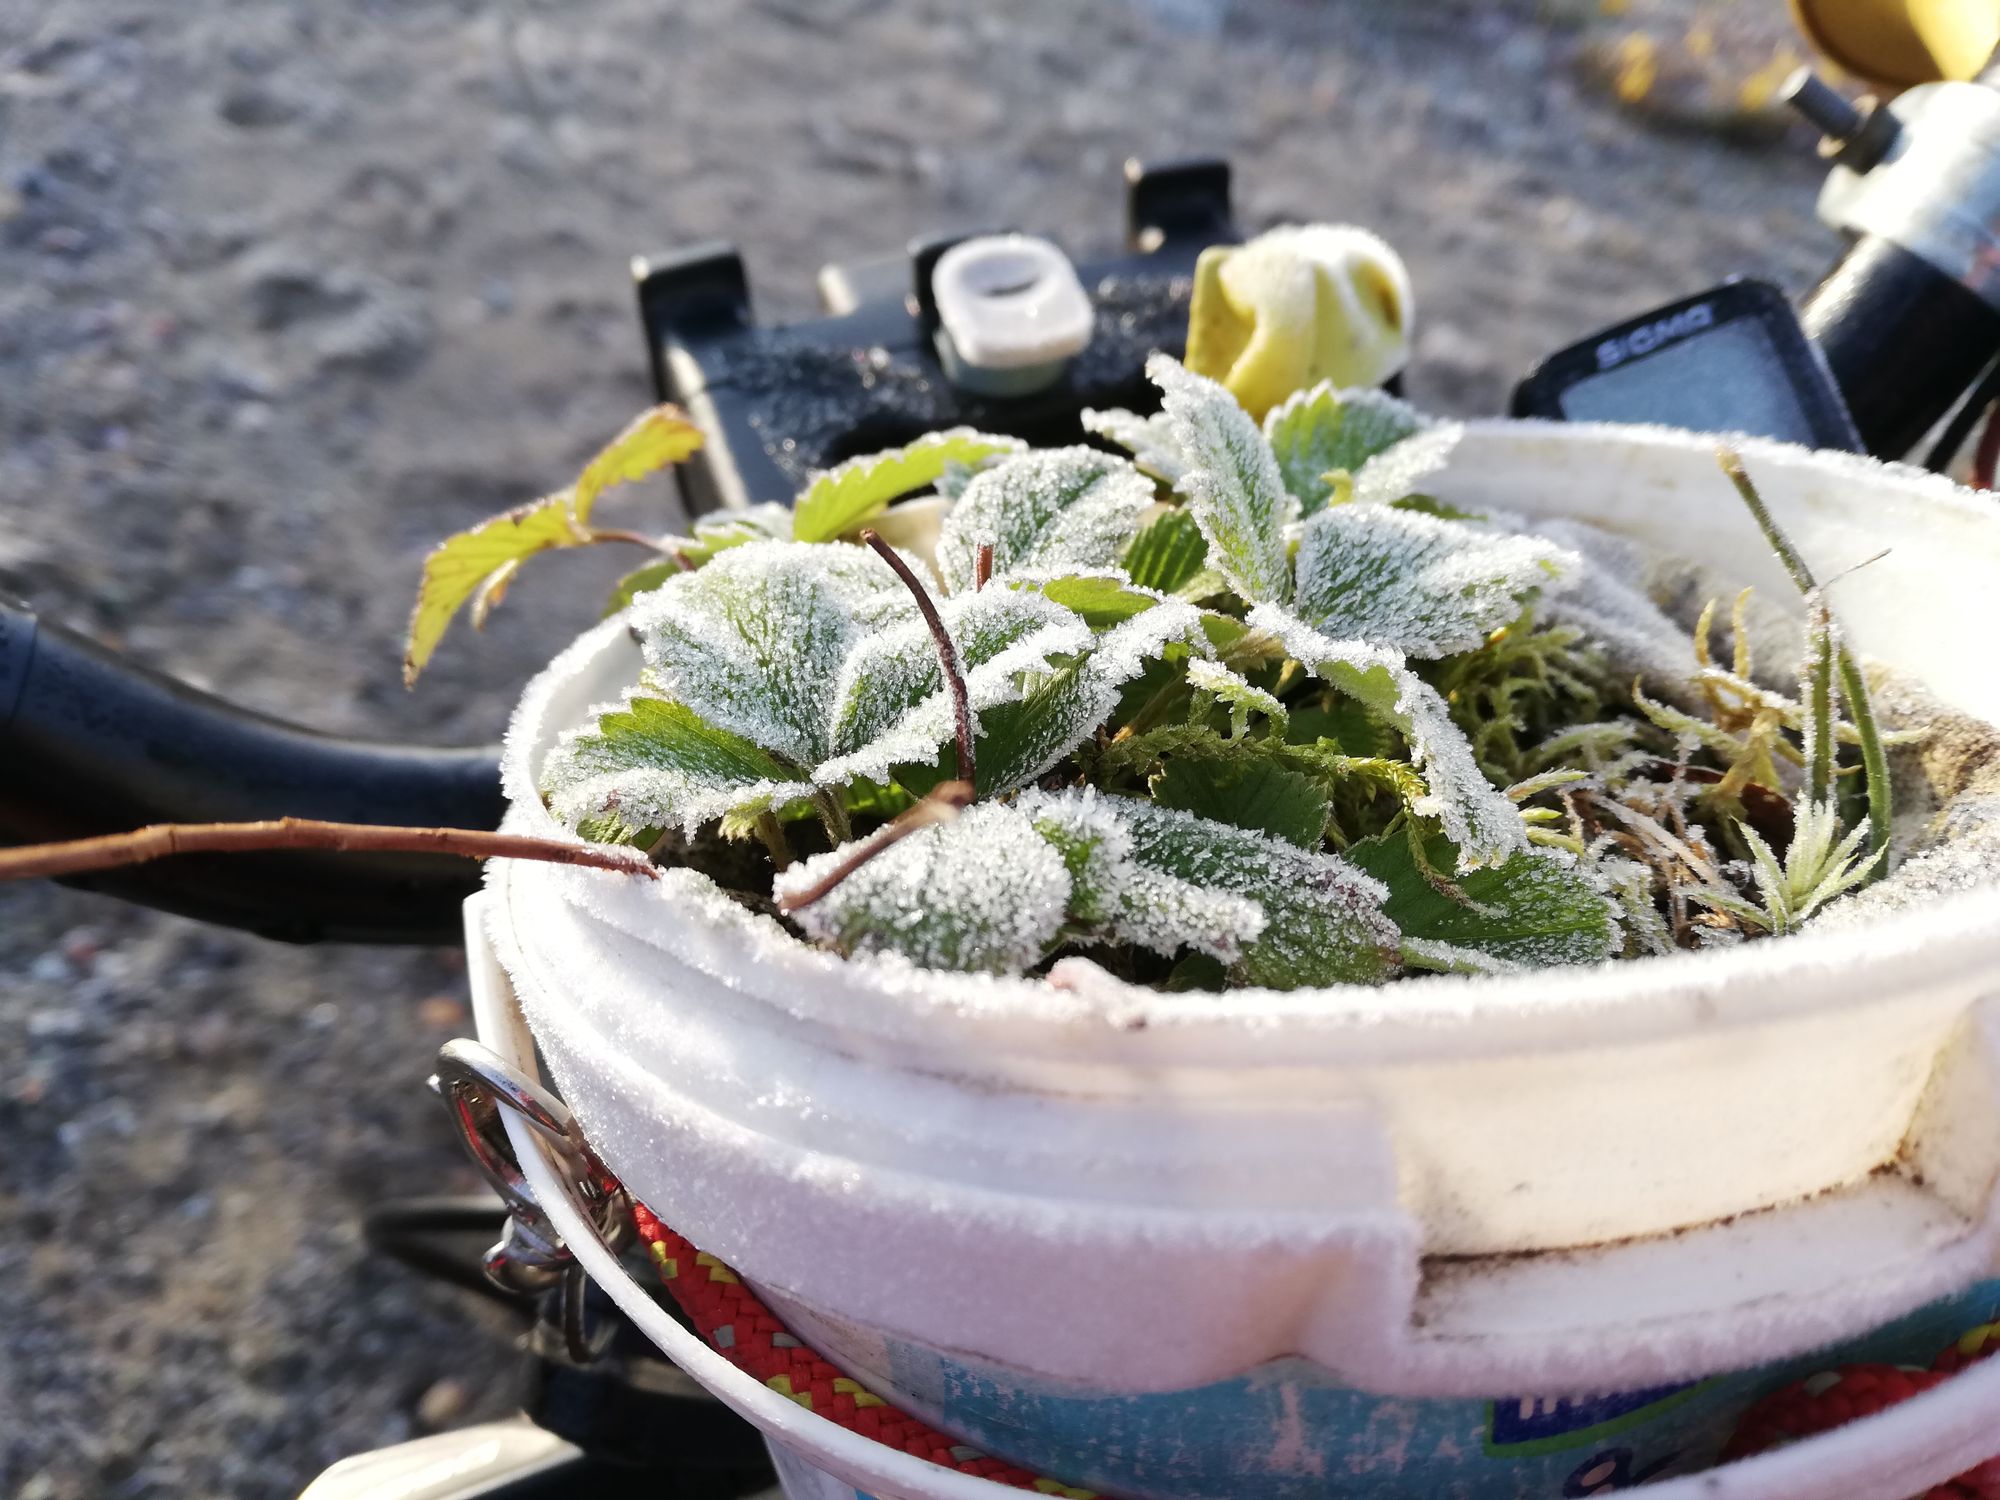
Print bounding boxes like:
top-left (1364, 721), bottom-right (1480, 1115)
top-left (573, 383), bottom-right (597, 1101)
top-left (487, 422), bottom-right (2000, 1484)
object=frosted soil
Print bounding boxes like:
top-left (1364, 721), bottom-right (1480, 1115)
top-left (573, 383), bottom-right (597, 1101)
top-left (0, 0), bottom-right (1844, 1494)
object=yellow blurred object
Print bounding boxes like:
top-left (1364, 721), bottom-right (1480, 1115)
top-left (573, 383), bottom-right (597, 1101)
top-left (1790, 0), bottom-right (2000, 90)
top-left (1184, 225), bottom-right (1412, 422)
top-left (1616, 32), bottom-right (1661, 103)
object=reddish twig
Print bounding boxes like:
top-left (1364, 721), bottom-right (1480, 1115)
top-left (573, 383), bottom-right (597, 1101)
top-left (1975, 403), bottom-right (2000, 490)
top-left (859, 528), bottom-right (977, 790)
top-left (775, 781), bottom-right (975, 912)
top-left (975, 541), bottom-right (994, 592)
top-left (0, 818), bottom-right (658, 883)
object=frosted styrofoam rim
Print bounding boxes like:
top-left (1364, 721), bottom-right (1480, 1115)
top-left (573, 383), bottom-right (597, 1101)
top-left (495, 420), bottom-right (2000, 1055)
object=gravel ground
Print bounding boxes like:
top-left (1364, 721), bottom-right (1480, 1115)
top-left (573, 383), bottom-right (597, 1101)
top-left (1, 2), bottom-right (1838, 1494)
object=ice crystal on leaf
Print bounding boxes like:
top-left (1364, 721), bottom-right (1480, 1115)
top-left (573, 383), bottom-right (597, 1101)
top-left (1291, 503), bottom-right (1575, 659)
top-left (1262, 383), bottom-right (1426, 512)
top-left (1150, 354), bottom-right (1296, 603)
top-left (1081, 406), bottom-right (1189, 484)
top-left (934, 447), bottom-right (1155, 595)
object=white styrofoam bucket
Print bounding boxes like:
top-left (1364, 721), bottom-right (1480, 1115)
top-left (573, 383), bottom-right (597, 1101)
top-left (485, 421), bottom-right (2000, 1496)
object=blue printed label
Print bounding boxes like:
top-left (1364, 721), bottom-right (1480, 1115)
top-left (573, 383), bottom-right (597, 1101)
top-left (1486, 1380), bottom-right (1702, 1455)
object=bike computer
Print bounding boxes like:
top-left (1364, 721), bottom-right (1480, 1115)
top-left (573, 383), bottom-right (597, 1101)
top-left (1511, 279), bottom-right (1862, 452)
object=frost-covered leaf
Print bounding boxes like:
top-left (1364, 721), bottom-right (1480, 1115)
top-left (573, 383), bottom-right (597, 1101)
top-left (406, 495), bottom-right (581, 685)
top-left (935, 447), bottom-right (1154, 595)
top-left (631, 541), bottom-right (913, 766)
top-left (1249, 603), bottom-right (1527, 869)
top-left (1054, 793), bottom-right (1399, 987)
top-left (571, 406), bottom-right (705, 524)
top-left (1291, 503), bottom-right (1574, 659)
top-left (1026, 790), bottom-right (1266, 965)
top-left (1348, 421), bottom-right (1463, 509)
top-left (974, 599), bottom-right (1207, 795)
top-left (667, 502), bottom-right (796, 566)
top-left (1122, 508), bottom-right (1210, 594)
top-left (793, 429), bottom-right (1024, 544)
top-left (1184, 658), bottom-right (1287, 738)
top-left (1151, 754), bottom-right (1328, 847)
top-left (1263, 383), bottom-right (1425, 512)
top-left (544, 697), bottom-right (808, 841)
top-left (604, 505), bottom-right (799, 616)
top-left (1081, 406), bottom-right (1188, 483)
top-left (818, 589), bottom-right (1092, 786)
top-left (1150, 353), bottom-right (1294, 604)
top-left (1348, 833), bottom-right (1617, 969)
top-left (778, 803), bottom-right (1072, 975)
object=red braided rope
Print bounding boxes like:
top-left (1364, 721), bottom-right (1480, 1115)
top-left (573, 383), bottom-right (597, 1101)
top-left (630, 1201), bottom-right (1096, 1496)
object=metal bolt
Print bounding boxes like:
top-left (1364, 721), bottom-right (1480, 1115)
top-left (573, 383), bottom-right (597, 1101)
top-left (1782, 67), bottom-right (1865, 142)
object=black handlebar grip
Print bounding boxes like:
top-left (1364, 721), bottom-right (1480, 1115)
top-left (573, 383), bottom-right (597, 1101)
top-left (0, 595), bottom-right (504, 944)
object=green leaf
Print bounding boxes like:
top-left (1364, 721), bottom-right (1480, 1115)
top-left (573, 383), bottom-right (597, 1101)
top-left (572, 406), bottom-right (705, 524)
top-left (405, 495), bottom-right (582, 685)
top-left (972, 600), bottom-right (1206, 795)
top-left (1149, 353), bottom-right (1294, 604)
top-left (1027, 574), bottom-right (1163, 628)
top-left (794, 429), bottom-right (1024, 543)
top-left (934, 447), bottom-right (1155, 595)
top-left (1291, 503), bottom-right (1573, 660)
top-left (1263, 383), bottom-right (1424, 513)
top-left (1249, 603), bottom-right (1527, 869)
top-left (1099, 795), bottom-right (1400, 987)
top-left (1348, 832), bottom-right (1616, 969)
top-left (661, 502), bottom-right (795, 570)
top-left (1391, 494), bottom-right (1484, 522)
top-left (1286, 700), bottom-right (1397, 757)
top-left (405, 405), bottom-right (704, 684)
top-left (819, 589), bottom-right (1092, 786)
top-left (1122, 508), bottom-right (1210, 594)
top-left (544, 696), bottom-right (810, 839)
top-left (605, 559), bottom-right (681, 617)
top-left (1151, 754), bottom-right (1328, 847)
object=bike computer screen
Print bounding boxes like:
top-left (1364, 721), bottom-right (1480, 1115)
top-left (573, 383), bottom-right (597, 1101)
top-left (1512, 279), bottom-right (1861, 452)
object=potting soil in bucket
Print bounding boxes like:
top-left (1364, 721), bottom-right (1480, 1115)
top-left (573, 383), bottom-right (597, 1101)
top-left (488, 422), bottom-right (2000, 1498)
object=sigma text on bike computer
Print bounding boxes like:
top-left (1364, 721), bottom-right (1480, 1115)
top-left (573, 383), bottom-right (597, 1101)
top-left (1511, 279), bottom-right (1863, 452)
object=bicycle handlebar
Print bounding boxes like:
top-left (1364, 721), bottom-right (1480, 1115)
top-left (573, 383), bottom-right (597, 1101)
top-left (0, 594), bottom-right (502, 944)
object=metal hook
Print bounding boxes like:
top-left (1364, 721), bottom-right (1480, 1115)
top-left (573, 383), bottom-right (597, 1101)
top-left (431, 1038), bottom-right (629, 1362)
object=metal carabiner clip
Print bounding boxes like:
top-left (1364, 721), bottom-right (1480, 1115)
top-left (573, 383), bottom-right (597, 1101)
top-left (431, 1038), bottom-right (630, 1363)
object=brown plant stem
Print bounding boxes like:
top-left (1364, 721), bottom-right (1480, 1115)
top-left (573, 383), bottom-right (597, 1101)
top-left (975, 542), bottom-right (994, 591)
top-left (859, 528), bottom-right (977, 790)
top-left (0, 818), bottom-right (658, 883)
top-left (775, 781), bottom-right (975, 912)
